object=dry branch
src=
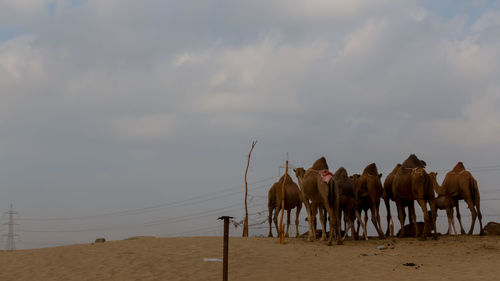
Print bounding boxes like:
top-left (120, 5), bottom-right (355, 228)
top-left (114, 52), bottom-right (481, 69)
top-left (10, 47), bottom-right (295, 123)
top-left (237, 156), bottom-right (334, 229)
top-left (242, 140), bottom-right (257, 237)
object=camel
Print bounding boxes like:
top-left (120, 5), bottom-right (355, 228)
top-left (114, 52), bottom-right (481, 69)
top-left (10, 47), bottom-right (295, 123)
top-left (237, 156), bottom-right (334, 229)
top-left (439, 162), bottom-right (484, 235)
top-left (392, 154), bottom-right (437, 239)
top-left (267, 174), bottom-right (302, 238)
top-left (293, 157), bottom-right (342, 245)
top-left (484, 222), bottom-right (500, 235)
top-left (429, 172), bottom-right (461, 235)
top-left (396, 221), bottom-right (434, 238)
top-left (354, 163), bottom-right (385, 239)
top-left (350, 174), bottom-right (365, 237)
top-left (382, 164), bottom-right (418, 237)
top-left (334, 167), bottom-right (365, 240)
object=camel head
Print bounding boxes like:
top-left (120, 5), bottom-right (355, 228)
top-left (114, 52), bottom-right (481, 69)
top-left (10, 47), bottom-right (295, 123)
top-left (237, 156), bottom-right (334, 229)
top-left (349, 174), bottom-right (360, 186)
top-left (429, 172), bottom-right (444, 195)
top-left (293, 167), bottom-right (306, 186)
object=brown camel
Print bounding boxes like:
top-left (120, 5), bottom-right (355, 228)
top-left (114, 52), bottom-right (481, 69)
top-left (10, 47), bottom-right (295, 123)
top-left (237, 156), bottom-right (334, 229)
top-left (267, 174), bottom-right (302, 238)
top-left (396, 220), bottom-right (434, 238)
top-left (354, 163), bottom-right (385, 239)
top-left (392, 154), bottom-right (437, 239)
top-left (350, 173), bottom-right (366, 238)
top-left (439, 162), bottom-right (484, 235)
top-left (429, 172), bottom-right (461, 235)
top-left (334, 167), bottom-right (364, 240)
top-left (484, 222), bottom-right (500, 235)
top-left (293, 157), bottom-right (342, 245)
top-left (382, 163), bottom-right (418, 237)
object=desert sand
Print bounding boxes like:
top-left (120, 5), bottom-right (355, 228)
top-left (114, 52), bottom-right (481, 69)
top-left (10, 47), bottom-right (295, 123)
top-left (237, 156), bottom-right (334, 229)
top-left (0, 235), bottom-right (499, 281)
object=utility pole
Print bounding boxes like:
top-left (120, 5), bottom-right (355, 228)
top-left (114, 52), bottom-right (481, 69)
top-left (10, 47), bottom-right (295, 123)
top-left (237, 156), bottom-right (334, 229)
top-left (4, 203), bottom-right (18, 251)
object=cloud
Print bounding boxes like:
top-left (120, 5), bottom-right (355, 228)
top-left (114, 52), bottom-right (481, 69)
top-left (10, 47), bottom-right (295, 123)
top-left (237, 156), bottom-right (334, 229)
top-left (420, 87), bottom-right (500, 147)
top-left (175, 36), bottom-right (328, 120)
top-left (110, 114), bottom-right (176, 142)
top-left (0, 35), bottom-right (42, 83)
top-left (250, 0), bottom-right (399, 22)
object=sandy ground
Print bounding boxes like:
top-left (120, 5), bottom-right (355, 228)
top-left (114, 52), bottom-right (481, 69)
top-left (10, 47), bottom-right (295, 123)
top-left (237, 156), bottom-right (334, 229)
top-left (0, 235), bottom-right (499, 281)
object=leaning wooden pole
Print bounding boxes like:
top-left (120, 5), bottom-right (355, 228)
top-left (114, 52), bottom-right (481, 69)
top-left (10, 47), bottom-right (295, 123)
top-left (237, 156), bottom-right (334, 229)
top-left (243, 140), bottom-right (257, 237)
top-left (279, 159), bottom-right (288, 244)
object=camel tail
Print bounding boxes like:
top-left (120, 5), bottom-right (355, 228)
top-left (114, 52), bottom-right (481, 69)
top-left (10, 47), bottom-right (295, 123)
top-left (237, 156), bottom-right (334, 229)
top-left (328, 180), bottom-right (335, 207)
top-left (268, 188), bottom-right (276, 210)
top-left (470, 176), bottom-right (484, 235)
top-left (470, 177), bottom-right (480, 208)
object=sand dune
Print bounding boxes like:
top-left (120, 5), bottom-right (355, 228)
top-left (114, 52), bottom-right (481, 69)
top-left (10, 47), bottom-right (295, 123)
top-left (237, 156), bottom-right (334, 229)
top-left (1, 235), bottom-right (499, 281)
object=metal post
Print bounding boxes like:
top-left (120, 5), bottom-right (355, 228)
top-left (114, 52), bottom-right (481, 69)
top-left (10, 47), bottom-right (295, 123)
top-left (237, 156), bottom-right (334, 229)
top-left (218, 216), bottom-right (233, 281)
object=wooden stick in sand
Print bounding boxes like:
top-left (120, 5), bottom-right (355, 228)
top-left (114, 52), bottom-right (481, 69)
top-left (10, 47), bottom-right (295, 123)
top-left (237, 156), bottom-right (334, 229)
top-left (242, 140), bottom-right (257, 237)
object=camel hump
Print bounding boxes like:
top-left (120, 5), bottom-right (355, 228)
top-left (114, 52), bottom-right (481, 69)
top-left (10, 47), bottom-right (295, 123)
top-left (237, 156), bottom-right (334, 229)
top-left (278, 174), bottom-right (294, 184)
top-left (362, 163), bottom-right (379, 175)
top-left (311, 157), bottom-right (329, 170)
top-left (335, 167), bottom-right (348, 178)
top-left (452, 162), bottom-right (466, 173)
top-left (402, 154), bottom-right (426, 168)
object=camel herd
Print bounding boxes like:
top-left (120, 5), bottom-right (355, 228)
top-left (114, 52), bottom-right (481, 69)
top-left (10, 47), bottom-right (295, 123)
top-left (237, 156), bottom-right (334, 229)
top-left (267, 154), bottom-right (485, 245)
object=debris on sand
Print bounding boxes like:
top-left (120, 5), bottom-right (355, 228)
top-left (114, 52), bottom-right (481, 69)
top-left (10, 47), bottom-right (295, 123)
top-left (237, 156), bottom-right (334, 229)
top-left (203, 258), bottom-right (223, 262)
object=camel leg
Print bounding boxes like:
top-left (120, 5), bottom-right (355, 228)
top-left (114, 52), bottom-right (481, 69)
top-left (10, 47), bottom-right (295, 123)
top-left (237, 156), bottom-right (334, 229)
top-left (384, 198), bottom-right (392, 237)
top-left (354, 209), bottom-right (367, 240)
top-left (445, 207), bottom-right (453, 235)
top-left (396, 200), bottom-right (406, 237)
top-left (370, 204), bottom-right (385, 239)
top-left (318, 207), bottom-right (327, 241)
top-left (447, 206), bottom-right (458, 235)
top-left (409, 204), bottom-right (418, 237)
top-left (348, 211), bottom-right (357, 240)
top-left (343, 213), bottom-right (347, 237)
top-left (268, 203), bottom-right (274, 237)
top-left (417, 199), bottom-right (430, 240)
top-left (302, 197), bottom-right (315, 241)
top-left (295, 202), bottom-right (301, 238)
top-left (273, 206), bottom-right (280, 237)
top-left (326, 204), bottom-right (342, 246)
top-left (356, 214), bottom-right (361, 238)
top-left (430, 199), bottom-right (438, 239)
top-left (475, 198), bottom-right (484, 236)
top-left (285, 210), bottom-right (291, 238)
top-left (374, 201), bottom-right (385, 239)
top-left (323, 208), bottom-right (328, 230)
top-left (312, 205), bottom-right (318, 233)
top-left (363, 211), bottom-right (368, 239)
top-left (342, 212), bottom-right (350, 241)
top-left (455, 200), bottom-right (466, 235)
top-left (464, 198), bottom-right (477, 235)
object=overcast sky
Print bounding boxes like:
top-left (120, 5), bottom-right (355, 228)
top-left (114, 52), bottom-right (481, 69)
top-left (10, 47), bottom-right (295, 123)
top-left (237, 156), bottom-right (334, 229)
top-left (1, 0), bottom-right (500, 249)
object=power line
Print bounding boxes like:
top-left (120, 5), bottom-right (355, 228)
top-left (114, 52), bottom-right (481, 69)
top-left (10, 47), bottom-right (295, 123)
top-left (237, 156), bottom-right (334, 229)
top-left (18, 200), bottom-right (267, 233)
top-left (18, 176), bottom-right (277, 222)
